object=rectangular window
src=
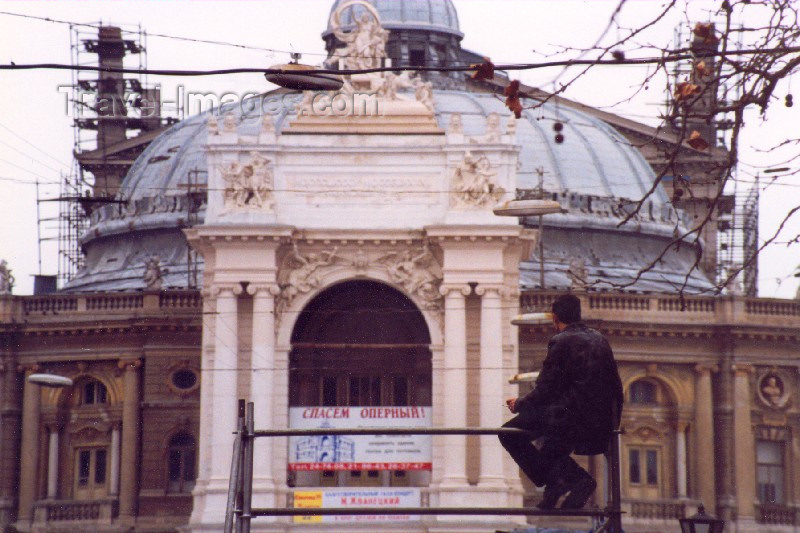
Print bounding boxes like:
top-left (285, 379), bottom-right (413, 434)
top-left (84, 383), bottom-right (95, 405)
top-left (645, 450), bottom-right (658, 485)
top-left (184, 449), bottom-right (196, 482)
top-left (757, 440), bottom-right (785, 504)
top-left (168, 449), bottom-right (182, 482)
top-left (78, 450), bottom-right (91, 486)
top-left (629, 447), bottom-right (659, 486)
top-left (321, 377), bottom-right (337, 407)
top-left (94, 449), bottom-right (107, 485)
top-left (392, 377), bottom-right (408, 406)
top-left (628, 449), bottom-right (641, 484)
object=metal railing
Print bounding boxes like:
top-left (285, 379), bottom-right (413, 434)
top-left (225, 400), bottom-right (623, 533)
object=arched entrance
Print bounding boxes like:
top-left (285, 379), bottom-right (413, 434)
top-left (288, 280), bottom-right (432, 488)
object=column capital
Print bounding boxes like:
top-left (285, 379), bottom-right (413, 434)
top-left (211, 284), bottom-right (243, 297)
top-left (117, 359), bottom-right (142, 371)
top-left (246, 283), bottom-right (281, 297)
top-left (732, 363), bottom-right (755, 376)
top-left (17, 363), bottom-right (40, 375)
top-left (474, 284), bottom-right (505, 297)
top-left (439, 283), bottom-right (471, 297)
top-left (694, 363), bottom-right (719, 375)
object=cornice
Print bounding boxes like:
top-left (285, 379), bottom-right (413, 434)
top-left (18, 321), bottom-right (201, 339)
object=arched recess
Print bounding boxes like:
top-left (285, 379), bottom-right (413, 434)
top-left (288, 279), bottom-right (432, 489)
top-left (621, 375), bottom-right (684, 502)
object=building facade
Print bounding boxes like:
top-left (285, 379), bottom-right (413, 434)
top-left (1, 1), bottom-right (799, 532)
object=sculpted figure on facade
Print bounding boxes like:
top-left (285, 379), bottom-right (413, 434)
top-left (376, 71), bottom-right (412, 100)
top-left (484, 112), bottom-right (502, 143)
top-left (0, 260), bottom-right (14, 294)
top-left (379, 244), bottom-right (443, 310)
top-left (143, 255), bottom-right (166, 290)
top-left (413, 77), bottom-right (435, 112)
top-left (452, 151), bottom-right (504, 208)
top-left (219, 152), bottom-right (273, 210)
top-left (207, 114), bottom-right (219, 135)
top-left (222, 112), bottom-right (237, 133)
top-left (567, 257), bottom-right (589, 290)
top-left (329, 0), bottom-right (388, 70)
top-left (758, 374), bottom-right (791, 409)
top-left (448, 113), bottom-right (463, 135)
top-left (278, 244), bottom-right (339, 314)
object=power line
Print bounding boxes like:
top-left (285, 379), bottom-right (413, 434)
top-left (0, 122), bottom-right (73, 168)
top-left (3, 44), bottom-right (800, 77)
top-left (0, 138), bottom-right (70, 175)
top-left (0, 157), bottom-right (61, 183)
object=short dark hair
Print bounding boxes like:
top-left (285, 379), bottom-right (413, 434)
top-left (552, 294), bottom-right (581, 324)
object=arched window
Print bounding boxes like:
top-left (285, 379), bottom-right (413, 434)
top-left (82, 379), bottom-right (108, 405)
top-left (167, 432), bottom-right (196, 493)
top-left (629, 380), bottom-right (658, 405)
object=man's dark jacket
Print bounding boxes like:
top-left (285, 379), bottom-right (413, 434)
top-left (515, 322), bottom-right (623, 455)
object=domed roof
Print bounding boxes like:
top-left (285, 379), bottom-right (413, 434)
top-left (117, 90), bottom-right (666, 204)
top-left (322, 0), bottom-right (462, 39)
top-left (64, 88), bottom-right (706, 294)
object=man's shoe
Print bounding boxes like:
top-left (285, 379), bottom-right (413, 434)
top-left (536, 478), bottom-right (570, 510)
top-left (560, 476), bottom-right (597, 509)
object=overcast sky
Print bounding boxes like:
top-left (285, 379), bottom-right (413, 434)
top-left (0, 0), bottom-right (797, 297)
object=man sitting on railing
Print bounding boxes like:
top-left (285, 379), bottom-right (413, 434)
top-left (500, 294), bottom-right (623, 510)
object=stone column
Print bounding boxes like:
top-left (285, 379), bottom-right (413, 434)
top-left (676, 422), bottom-right (687, 499)
top-left (0, 359), bottom-right (22, 527)
top-left (211, 286), bottom-right (240, 481)
top-left (694, 364), bottom-right (717, 511)
top-left (439, 284), bottom-right (470, 487)
top-left (17, 366), bottom-right (41, 528)
top-left (46, 426), bottom-right (59, 499)
top-left (118, 358), bottom-right (142, 521)
top-left (247, 283), bottom-right (280, 506)
top-left (476, 285), bottom-right (505, 487)
top-left (109, 424), bottom-right (121, 496)
top-left (732, 363), bottom-right (756, 521)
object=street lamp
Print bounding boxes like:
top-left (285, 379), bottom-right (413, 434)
top-left (678, 504), bottom-right (724, 533)
top-left (510, 312), bottom-right (553, 326)
top-left (27, 373), bottom-right (74, 388)
top-left (265, 54), bottom-right (344, 91)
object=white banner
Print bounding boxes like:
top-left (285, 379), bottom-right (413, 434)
top-left (288, 406), bottom-right (432, 471)
top-left (293, 488), bottom-right (421, 523)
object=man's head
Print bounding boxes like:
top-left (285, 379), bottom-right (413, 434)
top-left (551, 294), bottom-right (581, 330)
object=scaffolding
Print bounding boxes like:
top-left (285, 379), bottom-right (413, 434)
top-left (47, 22), bottom-right (177, 288)
top-left (716, 178), bottom-right (759, 296)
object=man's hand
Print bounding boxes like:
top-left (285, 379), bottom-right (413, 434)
top-left (505, 398), bottom-right (517, 413)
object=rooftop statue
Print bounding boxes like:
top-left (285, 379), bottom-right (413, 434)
top-left (0, 260), bottom-right (14, 294)
top-left (330, 0), bottom-right (388, 70)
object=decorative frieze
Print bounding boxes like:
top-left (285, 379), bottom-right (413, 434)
top-left (219, 152), bottom-right (274, 211)
top-left (451, 151), bottom-right (505, 208)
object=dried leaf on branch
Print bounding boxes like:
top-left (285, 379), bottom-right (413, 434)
top-left (693, 22), bottom-right (719, 45)
top-left (504, 80), bottom-right (523, 118)
top-left (687, 130), bottom-right (709, 151)
top-left (674, 82), bottom-right (701, 102)
top-left (470, 57), bottom-right (494, 80)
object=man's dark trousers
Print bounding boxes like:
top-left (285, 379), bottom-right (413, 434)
top-left (499, 407), bottom-right (585, 487)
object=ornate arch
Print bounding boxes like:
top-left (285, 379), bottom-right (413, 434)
top-left (621, 368), bottom-right (691, 410)
top-left (48, 370), bottom-right (123, 408)
top-left (276, 263), bottom-right (443, 348)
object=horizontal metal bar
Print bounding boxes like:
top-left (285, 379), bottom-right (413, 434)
top-left (253, 427), bottom-right (536, 438)
top-left (252, 507), bottom-right (613, 517)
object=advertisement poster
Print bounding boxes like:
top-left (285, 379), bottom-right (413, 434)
top-left (288, 406), bottom-right (432, 471)
top-left (293, 488), bottom-right (421, 523)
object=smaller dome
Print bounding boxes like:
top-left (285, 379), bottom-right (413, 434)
top-left (323, 0), bottom-right (462, 39)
